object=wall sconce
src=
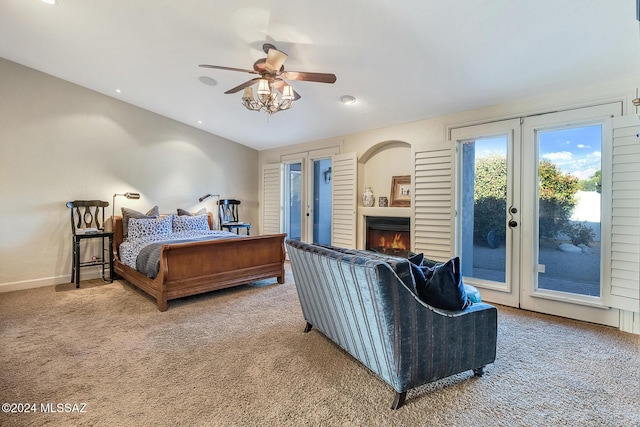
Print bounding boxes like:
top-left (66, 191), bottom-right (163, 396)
top-left (198, 193), bottom-right (219, 203)
top-left (323, 167), bottom-right (332, 184)
top-left (112, 192), bottom-right (141, 229)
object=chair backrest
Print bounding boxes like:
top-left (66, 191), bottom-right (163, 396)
top-left (66, 200), bottom-right (109, 233)
top-left (218, 199), bottom-right (241, 225)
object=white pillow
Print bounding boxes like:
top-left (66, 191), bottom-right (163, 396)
top-left (127, 215), bottom-right (172, 240)
top-left (172, 214), bottom-right (210, 232)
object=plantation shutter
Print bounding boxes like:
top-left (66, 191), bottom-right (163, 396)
top-left (606, 115), bottom-right (640, 313)
top-left (331, 152), bottom-right (357, 248)
top-left (413, 146), bottom-right (455, 260)
top-left (262, 163), bottom-right (284, 235)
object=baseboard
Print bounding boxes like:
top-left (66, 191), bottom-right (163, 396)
top-left (619, 310), bottom-right (640, 334)
top-left (0, 268), bottom-right (110, 293)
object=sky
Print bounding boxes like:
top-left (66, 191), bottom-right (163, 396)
top-left (538, 125), bottom-right (601, 180)
top-left (473, 124), bottom-right (602, 180)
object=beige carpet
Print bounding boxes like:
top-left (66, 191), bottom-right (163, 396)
top-left (1, 263), bottom-right (638, 427)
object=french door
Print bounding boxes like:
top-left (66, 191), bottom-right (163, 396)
top-left (451, 119), bottom-right (521, 307)
top-left (452, 103), bottom-right (621, 325)
top-left (282, 155), bottom-right (333, 245)
top-left (520, 104), bottom-right (619, 325)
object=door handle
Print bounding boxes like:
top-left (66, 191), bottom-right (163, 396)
top-left (508, 220), bottom-right (518, 228)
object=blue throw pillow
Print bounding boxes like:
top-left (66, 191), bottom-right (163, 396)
top-left (417, 257), bottom-right (471, 311)
top-left (464, 284), bottom-right (482, 303)
top-left (408, 252), bottom-right (424, 266)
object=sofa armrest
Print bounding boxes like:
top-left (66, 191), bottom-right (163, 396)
top-left (386, 281), bottom-right (498, 390)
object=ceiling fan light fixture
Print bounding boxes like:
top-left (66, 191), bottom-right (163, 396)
top-left (241, 79), bottom-right (295, 114)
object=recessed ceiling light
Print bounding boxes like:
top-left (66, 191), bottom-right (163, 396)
top-left (41, 0), bottom-right (57, 5)
top-left (198, 76), bottom-right (217, 86)
top-left (115, 89), bottom-right (122, 94)
top-left (197, 120), bottom-right (203, 124)
top-left (340, 95), bottom-right (356, 105)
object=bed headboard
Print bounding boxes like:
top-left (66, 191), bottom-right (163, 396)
top-left (112, 212), bottom-right (215, 256)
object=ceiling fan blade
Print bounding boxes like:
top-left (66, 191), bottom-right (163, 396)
top-left (273, 79), bottom-right (301, 100)
top-left (265, 48), bottom-right (288, 73)
top-left (199, 64), bottom-right (259, 75)
top-left (224, 78), bottom-right (261, 94)
top-left (280, 71), bottom-right (337, 84)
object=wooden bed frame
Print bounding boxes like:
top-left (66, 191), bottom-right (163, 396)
top-left (112, 213), bottom-right (286, 311)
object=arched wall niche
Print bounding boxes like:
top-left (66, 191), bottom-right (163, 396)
top-left (358, 140), bottom-right (411, 164)
top-left (358, 140), bottom-right (412, 207)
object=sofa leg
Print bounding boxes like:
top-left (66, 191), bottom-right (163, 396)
top-left (391, 391), bottom-right (406, 410)
top-left (473, 366), bottom-right (485, 377)
top-left (303, 322), bottom-right (313, 333)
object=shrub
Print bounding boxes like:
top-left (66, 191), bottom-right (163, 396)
top-left (564, 222), bottom-right (596, 246)
top-left (474, 196), bottom-right (506, 245)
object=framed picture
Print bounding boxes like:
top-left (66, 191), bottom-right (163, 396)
top-left (390, 175), bottom-right (411, 207)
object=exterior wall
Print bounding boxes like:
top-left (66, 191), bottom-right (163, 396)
top-left (0, 58), bottom-right (259, 291)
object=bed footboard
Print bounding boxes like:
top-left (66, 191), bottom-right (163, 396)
top-left (113, 216), bottom-right (285, 311)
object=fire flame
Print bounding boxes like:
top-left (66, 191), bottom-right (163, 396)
top-left (379, 233), bottom-right (407, 250)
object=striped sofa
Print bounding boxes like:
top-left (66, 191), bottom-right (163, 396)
top-left (285, 239), bottom-right (497, 409)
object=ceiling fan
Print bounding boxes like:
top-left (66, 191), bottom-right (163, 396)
top-left (199, 43), bottom-right (337, 113)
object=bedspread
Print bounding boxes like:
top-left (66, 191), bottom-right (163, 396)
top-left (120, 230), bottom-right (241, 278)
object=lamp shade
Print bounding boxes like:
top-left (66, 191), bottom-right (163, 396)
top-left (242, 87), bottom-right (254, 100)
top-left (282, 85), bottom-right (294, 100)
top-left (257, 79), bottom-right (270, 96)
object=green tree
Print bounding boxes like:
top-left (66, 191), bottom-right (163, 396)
top-left (578, 170), bottom-right (601, 193)
top-left (538, 160), bottom-right (579, 240)
top-left (473, 155), bottom-right (507, 244)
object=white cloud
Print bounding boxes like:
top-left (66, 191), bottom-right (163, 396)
top-left (542, 151), bottom-right (573, 161)
top-left (576, 144), bottom-right (589, 149)
top-left (572, 167), bottom-right (598, 180)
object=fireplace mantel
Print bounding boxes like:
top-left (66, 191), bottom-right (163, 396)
top-left (358, 207), bottom-right (411, 218)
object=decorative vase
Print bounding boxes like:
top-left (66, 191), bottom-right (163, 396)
top-left (362, 187), bottom-right (374, 207)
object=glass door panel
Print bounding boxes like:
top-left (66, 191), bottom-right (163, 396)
top-left (285, 162), bottom-right (302, 241)
top-left (460, 137), bottom-right (509, 283)
top-left (312, 158), bottom-right (332, 245)
top-left (536, 125), bottom-right (602, 297)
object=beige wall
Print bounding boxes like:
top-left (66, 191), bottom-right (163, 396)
top-left (0, 58), bottom-right (259, 291)
top-left (261, 76), bottom-right (639, 163)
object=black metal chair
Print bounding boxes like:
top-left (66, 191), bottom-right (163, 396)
top-left (218, 199), bottom-right (251, 235)
top-left (66, 200), bottom-right (114, 287)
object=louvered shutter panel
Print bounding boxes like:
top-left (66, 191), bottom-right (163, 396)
top-left (331, 152), bottom-right (357, 248)
top-left (607, 115), bottom-right (640, 313)
top-left (413, 147), bottom-right (455, 260)
top-left (262, 163), bottom-right (284, 235)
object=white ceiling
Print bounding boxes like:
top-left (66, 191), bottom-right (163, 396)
top-left (1, 1), bottom-right (639, 151)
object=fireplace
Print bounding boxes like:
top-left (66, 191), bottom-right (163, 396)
top-left (366, 216), bottom-right (410, 258)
